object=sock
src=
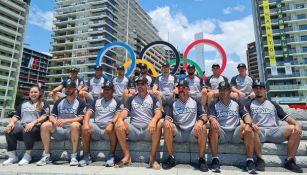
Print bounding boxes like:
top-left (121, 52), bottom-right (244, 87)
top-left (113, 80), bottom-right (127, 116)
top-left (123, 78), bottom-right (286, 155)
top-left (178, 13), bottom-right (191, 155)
top-left (71, 153), bottom-right (77, 159)
top-left (212, 156), bottom-right (219, 160)
top-left (246, 158), bottom-right (254, 161)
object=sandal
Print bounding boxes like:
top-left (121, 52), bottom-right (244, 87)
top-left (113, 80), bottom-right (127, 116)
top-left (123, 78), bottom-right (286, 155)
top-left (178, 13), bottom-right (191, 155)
top-left (114, 158), bottom-right (132, 168)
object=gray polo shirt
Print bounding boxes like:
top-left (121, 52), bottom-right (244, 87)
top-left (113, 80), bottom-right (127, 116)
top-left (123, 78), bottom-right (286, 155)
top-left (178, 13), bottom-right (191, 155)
top-left (89, 97), bottom-right (121, 127)
top-left (231, 75), bottom-right (256, 95)
top-left (15, 100), bottom-right (50, 125)
top-left (208, 98), bottom-right (248, 131)
top-left (51, 97), bottom-right (86, 120)
top-left (154, 74), bottom-right (177, 95)
top-left (113, 76), bottom-right (129, 97)
top-left (87, 76), bottom-right (105, 97)
top-left (245, 99), bottom-right (289, 127)
top-left (166, 97), bottom-right (206, 131)
top-left (184, 75), bottom-right (204, 96)
top-left (205, 75), bottom-right (228, 90)
top-left (124, 94), bottom-right (161, 128)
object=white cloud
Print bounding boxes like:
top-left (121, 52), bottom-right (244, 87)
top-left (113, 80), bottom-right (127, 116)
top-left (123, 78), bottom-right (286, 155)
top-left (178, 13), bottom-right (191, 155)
top-left (29, 6), bottom-right (54, 31)
top-left (148, 6), bottom-right (255, 79)
top-left (223, 5), bottom-right (245, 15)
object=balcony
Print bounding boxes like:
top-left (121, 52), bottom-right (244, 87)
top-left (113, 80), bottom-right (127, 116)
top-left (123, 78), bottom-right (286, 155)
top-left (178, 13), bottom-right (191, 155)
top-left (267, 72), bottom-right (307, 79)
top-left (271, 96), bottom-right (306, 104)
top-left (269, 84), bottom-right (307, 90)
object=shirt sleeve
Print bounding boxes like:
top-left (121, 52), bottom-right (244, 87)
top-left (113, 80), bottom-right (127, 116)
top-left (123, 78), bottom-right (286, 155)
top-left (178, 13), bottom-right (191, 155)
top-left (76, 99), bottom-right (86, 117)
top-left (115, 98), bottom-right (122, 112)
top-left (271, 101), bottom-right (289, 121)
top-left (244, 100), bottom-right (252, 114)
top-left (86, 78), bottom-right (91, 88)
top-left (78, 78), bottom-right (84, 87)
top-left (151, 95), bottom-right (161, 111)
top-left (165, 101), bottom-right (174, 119)
top-left (128, 78), bottom-right (135, 88)
top-left (41, 101), bottom-right (50, 116)
top-left (223, 76), bottom-right (229, 83)
top-left (154, 76), bottom-right (160, 87)
top-left (123, 96), bottom-right (133, 112)
top-left (51, 98), bottom-right (61, 117)
top-left (200, 77), bottom-right (205, 89)
top-left (207, 101), bottom-right (217, 118)
top-left (88, 99), bottom-right (96, 113)
top-left (237, 99), bottom-right (249, 119)
top-left (61, 77), bottom-right (67, 86)
top-left (196, 98), bottom-right (206, 119)
top-left (231, 76), bottom-right (237, 86)
top-left (173, 75), bottom-right (178, 84)
top-left (14, 104), bottom-right (22, 120)
top-left (149, 76), bottom-right (155, 88)
top-left (205, 76), bottom-right (211, 88)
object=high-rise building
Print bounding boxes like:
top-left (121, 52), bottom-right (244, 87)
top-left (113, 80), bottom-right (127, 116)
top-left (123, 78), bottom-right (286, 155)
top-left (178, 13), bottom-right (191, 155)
top-left (246, 42), bottom-right (260, 80)
top-left (0, 0), bottom-right (31, 117)
top-left (48, 0), bottom-right (164, 92)
top-left (252, 0), bottom-right (307, 104)
top-left (195, 32), bottom-right (205, 70)
top-left (19, 48), bottom-right (51, 97)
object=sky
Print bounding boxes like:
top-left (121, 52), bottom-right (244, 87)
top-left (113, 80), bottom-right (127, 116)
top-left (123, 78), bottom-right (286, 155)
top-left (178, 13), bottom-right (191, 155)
top-left (26, 0), bottom-right (255, 78)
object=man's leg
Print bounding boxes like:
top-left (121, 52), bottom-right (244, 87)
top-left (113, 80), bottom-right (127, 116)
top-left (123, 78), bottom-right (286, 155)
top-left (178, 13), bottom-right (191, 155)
top-left (40, 121), bottom-right (55, 154)
top-left (81, 124), bottom-right (93, 155)
top-left (284, 125), bottom-right (301, 159)
top-left (200, 89), bottom-right (208, 106)
top-left (115, 121), bottom-right (131, 163)
top-left (105, 124), bottom-right (117, 155)
top-left (209, 127), bottom-right (219, 157)
top-left (163, 123), bottom-right (176, 156)
top-left (197, 125), bottom-right (208, 159)
top-left (149, 122), bottom-right (162, 168)
top-left (239, 124), bottom-right (254, 159)
top-left (70, 122), bottom-right (81, 153)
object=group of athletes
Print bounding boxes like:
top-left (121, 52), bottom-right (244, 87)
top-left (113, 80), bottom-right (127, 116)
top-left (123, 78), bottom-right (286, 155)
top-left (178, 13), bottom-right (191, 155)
top-left (3, 62), bottom-right (303, 174)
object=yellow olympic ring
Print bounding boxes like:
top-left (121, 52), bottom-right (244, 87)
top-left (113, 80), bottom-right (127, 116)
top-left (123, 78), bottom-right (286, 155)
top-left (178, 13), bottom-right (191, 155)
top-left (123, 59), bottom-right (159, 77)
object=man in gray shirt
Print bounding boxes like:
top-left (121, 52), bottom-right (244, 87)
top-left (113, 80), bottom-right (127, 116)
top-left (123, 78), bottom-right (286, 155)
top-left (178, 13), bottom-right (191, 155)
top-left (37, 80), bottom-right (86, 166)
top-left (79, 81), bottom-right (122, 167)
top-left (245, 82), bottom-right (303, 173)
top-left (115, 76), bottom-right (162, 169)
top-left (162, 80), bottom-right (209, 172)
top-left (208, 81), bottom-right (257, 174)
top-left (113, 65), bottom-right (129, 102)
top-left (231, 63), bottom-right (256, 100)
top-left (152, 62), bottom-right (177, 112)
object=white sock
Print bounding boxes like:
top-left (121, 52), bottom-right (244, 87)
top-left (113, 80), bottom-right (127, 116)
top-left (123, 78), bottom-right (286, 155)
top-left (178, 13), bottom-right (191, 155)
top-left (246, 158), bottom-right (253, 161)
top-left (212, 156), bottom-right (219, 160)
top-left (71, 153), bottom-right (77, 159)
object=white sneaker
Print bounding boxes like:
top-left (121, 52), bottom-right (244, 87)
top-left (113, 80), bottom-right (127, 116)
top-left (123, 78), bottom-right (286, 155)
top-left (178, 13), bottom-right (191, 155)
top-left (36, 152), bottom-right (52, 166)
top-left (3, 154), bottom-right (18, 166)
top-left (106, 154), bottom-right (115, 167)
top-left (70, 153), bottom-right (78, 166)
top-left (18, 153), bottom-right (32, 166)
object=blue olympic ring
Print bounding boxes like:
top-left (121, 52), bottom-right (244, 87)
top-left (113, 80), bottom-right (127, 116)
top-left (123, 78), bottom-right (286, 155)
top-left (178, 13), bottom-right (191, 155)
top-left (96, 42), bottom-right (136, 79)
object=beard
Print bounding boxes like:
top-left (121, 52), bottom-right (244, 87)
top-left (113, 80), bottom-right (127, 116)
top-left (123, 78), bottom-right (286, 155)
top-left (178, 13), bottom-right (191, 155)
top-left (188, 72), bottom-right (194, 75)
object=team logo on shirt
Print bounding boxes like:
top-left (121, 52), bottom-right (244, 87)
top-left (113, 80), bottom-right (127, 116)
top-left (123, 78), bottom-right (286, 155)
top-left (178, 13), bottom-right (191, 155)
top-left (250, 107), bottom-right (273, 115)
top-left (175, 107), bottom-right (196, 114)
top-left (216, 110), bottom-right (239, 118)
top-left (95, 105), bottom-right (116, 113)
top-left (60, 108), bottom-right (76, 115)
top-left (23, 106), bottom-right (36, 112)
top-left (132, 102), bottom-right (153, 109)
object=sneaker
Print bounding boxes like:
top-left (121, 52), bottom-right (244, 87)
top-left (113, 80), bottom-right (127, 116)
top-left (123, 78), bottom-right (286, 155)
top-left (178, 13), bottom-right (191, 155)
top-left (211, 158), bottom-right (221, 172)
top-left (284, 158), bottom-right (303, 173)
top-left (36, 152), bottom-right (52, 166)
top-left (198, 158), bottom-right (209, 172)
top-left (246, 160), bottom-right (257, 174)
top-left (78, 155), bottom-right (92, 167)
top-left (106, 154), bottom-right (115, 167)
top-left (2, 153), bottom-right (18, 166)
top-left (18, 153), bottom-right (32, 166)
top-left (255, 157), bottom-right (265, 171)
top-left (162, 155), bottom-right (176, 170)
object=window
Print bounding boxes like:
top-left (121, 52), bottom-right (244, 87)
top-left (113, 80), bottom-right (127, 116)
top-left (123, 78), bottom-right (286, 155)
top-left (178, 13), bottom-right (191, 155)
top-left (297, 14), bottom-right (306, 19)
top-left (301, 36), bottom-right (307, 41)
top-left (299, 25), bottom-right (307, 30)
top-left (302, 47), bottom-right (307, 53)
top-left (296, 4), bottom-right (304, 9)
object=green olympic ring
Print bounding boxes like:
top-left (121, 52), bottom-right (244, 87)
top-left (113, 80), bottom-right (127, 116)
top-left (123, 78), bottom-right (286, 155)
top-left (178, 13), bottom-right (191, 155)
top-left (168, 58), bottom-right (204, 77)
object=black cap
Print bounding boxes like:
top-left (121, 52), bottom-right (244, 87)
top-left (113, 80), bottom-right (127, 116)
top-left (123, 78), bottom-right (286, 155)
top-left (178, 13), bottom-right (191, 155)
top-left (117, 65), bottom-right (125, 70)
top-left (95, 65), bottom-right (103, 70)
top-left (212, 64), bottom-right (220, 68)
top-left (218, 81), bottom-right (231, 89)
top-left (135, 75), bottom-right (148, 83)
top-left (162, 62), bottom-right (169, 67)
top-left (101, 81), bottom-right (114, 88)
top-left (237, 63), bottom-right (246, 68)
top-left (252, 81), bottom-right (266, 88)
top-left (138, 63), bottom-right (147, 68)
top-left (69, 67), bottom-right (78, 72)
top-left (187, 64), bottom-right (195, 69)
top-left (176, 80), bottom-right (189, 88)
top-left (65, 79), bottom-right (77, 88)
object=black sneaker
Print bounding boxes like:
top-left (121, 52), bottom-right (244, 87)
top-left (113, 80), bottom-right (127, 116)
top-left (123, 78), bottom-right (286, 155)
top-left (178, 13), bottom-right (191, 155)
top-left (284, 158), bottom-right (303, 173)
top-left (255, 157), bottom-right (265, 171)
top-left (246, 160), bottom-right (257, 174)
top-left (198, 158), bottom-right (209, 172)
top-left (162, 155), bottom-right (176, 170)
top-left (211, 158), bottom-right (221, 173)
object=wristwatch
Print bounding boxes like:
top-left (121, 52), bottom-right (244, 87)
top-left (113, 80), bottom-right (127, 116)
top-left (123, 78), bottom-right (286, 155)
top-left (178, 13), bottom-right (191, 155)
top-left (245, 122), bottom-right (253, 127)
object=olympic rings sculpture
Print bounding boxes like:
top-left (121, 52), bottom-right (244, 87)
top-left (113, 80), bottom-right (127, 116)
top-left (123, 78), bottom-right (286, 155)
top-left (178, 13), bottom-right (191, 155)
top-left (96, 39), bottom-right (227, 78)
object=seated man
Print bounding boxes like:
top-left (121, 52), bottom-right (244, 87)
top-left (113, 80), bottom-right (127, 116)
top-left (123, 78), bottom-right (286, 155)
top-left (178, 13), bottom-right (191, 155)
top-left (246, 82), bottom-right (303, 173)
top-left (208, 81), bottom-right (257, 174)
top-left (79, 81), bottom-right (121, 167)
top-left (205, 64), bottom-right (228, 105)
top-left (162, 80), bottom-right (209, 172)
top-left (37, 80), bottom-right (86, 166)
top-left (231, 63), bottom-right (256, 101)
top-left (48, 67), bottom-right (84, 102)
top-left (79, 66), bottom-right (105, 104)
top-left (115, 76), bottom-right (162, 169)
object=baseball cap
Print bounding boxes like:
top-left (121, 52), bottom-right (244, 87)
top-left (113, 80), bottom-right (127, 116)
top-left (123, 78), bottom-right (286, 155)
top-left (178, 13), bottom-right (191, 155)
top-left (69, 67), bottom-right (78, 72)
top-left (101, 81), bottom-right (114, 89)
top-left (138, 63), bottom-right (147, 69)
top-left (237, 63), bottom-right (247, 68)
top-left (187, 64), bottom-right (195, 69)
top-left (95, 65), bottom-right (103, 70)
top-left (65, 79), bottom-right (77, 88)
top-left (252, 81), bottom-right (266, 88)
top-left (212, 64), bottom-right (220, 68)
top-left (218, 81), bottom-right (231, 89)
top-left (117, 65), bottom-right (125, 70)
top-left (176, 80), bottom-right (189, 88)
top-left (135, 75), bottom-right (148, 84)
top-left (162, 62), bottom-right (170, 67)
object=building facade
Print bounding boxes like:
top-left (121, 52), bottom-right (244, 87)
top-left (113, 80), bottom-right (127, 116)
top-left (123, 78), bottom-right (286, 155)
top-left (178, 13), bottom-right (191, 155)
top-left (0, 0), bottom-right (31, 117)
top-left (19, 48), bottom-right (51, 97)
top-left (246, 42), bottom-right (260, 80)
top-left (48, 0), bottom-right (164, 92)
top-left (252, 0), bottom-right (307, 104)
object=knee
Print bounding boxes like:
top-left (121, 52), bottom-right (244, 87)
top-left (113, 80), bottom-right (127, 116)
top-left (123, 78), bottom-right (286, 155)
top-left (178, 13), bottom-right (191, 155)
top-left (201, 89), bottom-right (208, 96)
top-left (70, 122), bottom-right (81, 130)
top-left (41, 122), bottom-right (52, 130)
top-left (157, 122), bottom-right (162, 129)
top-left (231, 92), bottom-right (239, 99)
top-left (209, 127), bottom-right (219, 136)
